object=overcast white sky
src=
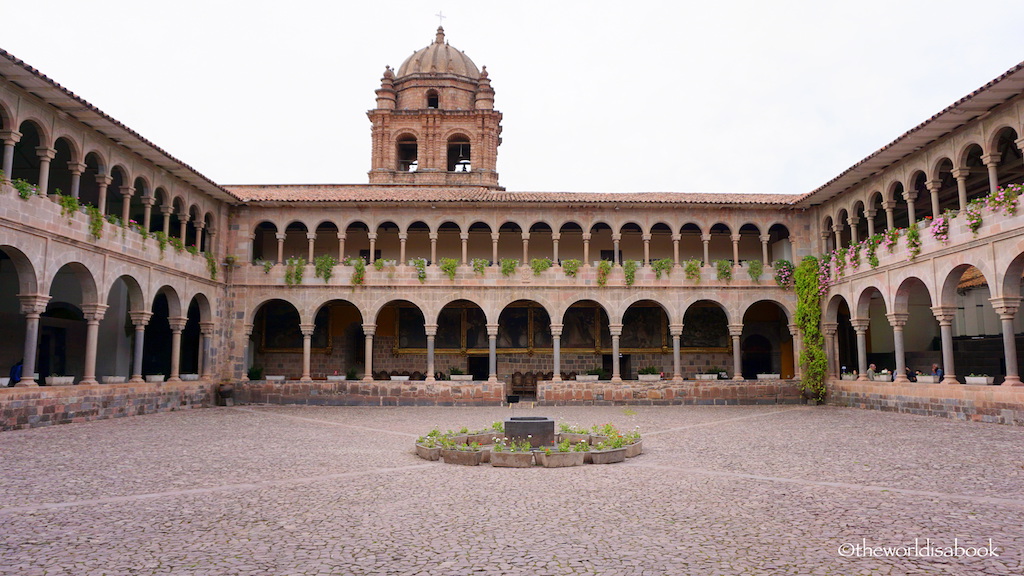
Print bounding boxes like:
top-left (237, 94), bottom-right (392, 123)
top-left (3, 1), bottom-right (1024, 194)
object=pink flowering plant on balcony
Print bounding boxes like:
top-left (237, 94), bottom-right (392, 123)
top-left (987, 183), bottom-right (1021, 215)
top-left (930, 211), bottom-right (951, 244)
top-left (883, 228), bottom-right (900, 253)
top-left (964, 199), bottom-right (984, 235)
top-left (832, 247), bottom-right (846, 277)
top-left (848, 242), bottom-right (861, 270)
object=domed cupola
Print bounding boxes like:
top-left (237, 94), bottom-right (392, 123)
top-left (368, 27), bottom-right (503, 189)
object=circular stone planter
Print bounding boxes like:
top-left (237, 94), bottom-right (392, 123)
top-left (557, 432), bottom-right (590, 445)
top-left (590, 447), bottom-right (627, 464)
top-left (535, 451), bottom-right (585, 468)
top-left (490, 451), bottom-right (534, 468)
top-left (625, 440), bottom-right (643, 458)
top-left (440, 449), bottom-right (483, 466)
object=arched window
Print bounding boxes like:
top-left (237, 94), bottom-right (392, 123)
top-left (426, 90), bottom-right (439, 109)
top-left (447, 136), bottom-right (471, 172)
top-left (397, 135), bottom-right (418, 172)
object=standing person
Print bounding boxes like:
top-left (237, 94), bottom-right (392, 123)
top-left (9, 359), bottom-right (23, 386)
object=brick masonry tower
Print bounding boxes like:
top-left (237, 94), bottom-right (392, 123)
top-left (368, 27), bottom-right (502, 188)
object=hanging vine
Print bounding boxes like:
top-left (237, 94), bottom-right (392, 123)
top-left (596, 260), bottom-right (613, 286)
top-left (795, 256), bottom-right (826, 402)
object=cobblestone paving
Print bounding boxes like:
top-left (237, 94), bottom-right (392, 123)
top-left (2, 405), bottom-right (1022, 575)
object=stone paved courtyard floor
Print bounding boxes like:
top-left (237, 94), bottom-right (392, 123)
top-left (1, 404), bottom-right (1022, 575)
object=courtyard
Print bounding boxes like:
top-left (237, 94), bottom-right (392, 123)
top-left (1, 405), bottom-right (1021, 575)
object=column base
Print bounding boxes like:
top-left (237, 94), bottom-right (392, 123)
top-left (79, 379), bottom-right (97, 386)
top-left (894, 376), bottom-right (909, 383)
top-left (941, 376), bottom-right (959, 386)
top-left (1001, 376), bottom-right (1023, 386)
top-left (732, 375), bottom-right (744, 381)
top-left (129, 376), bottom-right (144, 384)
top-left (551, 375), bottom-right (561, 382)
top-left (362, 376), bottom-right (374, 382)
top-left (14, 381), bottom-right (38, 387)
top-left (299, 377), bottom-right (312, 382)
top-left (488, 376), bottom-right (498, 383)
top-left (167, 377), bottom-right (181, 383)
top-left (856, 375), bottom-right (870, 382)
top-left (611, 376), bottom-right (622, 383)
top-left (426, 376), bottom-right (436, 383)
top-left (672, 375), bottom-right (683, 383)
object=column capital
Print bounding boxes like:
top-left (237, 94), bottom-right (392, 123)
top-left (299, 323), bottom-right (316, 337)
top-left (243, 322), bottom-right (254, 337)
top-left (194, 220), bottom-right (205, 231)
top-left (788, 323), bottom-right (800, 336)
top-left (486, 323), bottom-right (499, 337)
top-left (581, 233), bottom-right (591, 241)
top-left (141, 195), bottom-right (156, 207)
top-left (671, 233), bottom-right (681, 242)
top-left (849, 318), bottom-right (870, 332)
top-left (831, 224), bottom-right (843, 234)
top-left (398, 232), bottom-right (408, 240)
top-left (362, 323), bottom-right (377, 336)
top-left (930, 305), bottom-right (957, 324)
top-left (669, 322), bottom-right (684, 336)
top-left (337, 232), bottom-right (347, 240)
top-left (951, 167), bottom-right (971, 180)
top-left (18, 294), bottom-right (50, 315)
top-left (989, 296), bottom-right (1021, 318)
top-left (759, 234), bottom-right (770, 243)
top-left (549, 323), bottom-right (563, 337)
top-left (95, 174), bottom-right (113, 186)
top-left (35, 146), bottom-right (57, 161)
top-left (611, 233), bottom-right (621, 242)
top-left (306, 232), bottom-right (317, 241)
top-left (926, 179), bottom-right (943, 193)
top-left (67, 161), bottom-right (86, 175)
top-left (129, 311), bottom-right (153, 327)
top-left (641, 233), bottom-right (651, 242)
top-left (551, 232), bottom-right (561, 241)
top-left (160, 205), bottom-right (174, 215)
top-left (902, 190), bottom-right (918, 202)
top-left (275, 233), bottom-right (286, 241)
top-left (700, 233), bottom-right (711, 242)
top-left (727, 323), bottom-right (744, 337)
top-left (847, 216), bottom-right (860, 226)
top-left (119, 185), bottom-right (135, 198)
top-left (366, 232), bottom-right (377, 241)
top-left (199, 321), bottom-right (215, 336)
top-left (881, 200), bottom-right (896, 210)
top-left (885, 312), bottom-right (909, 328)
top-left (521, 232), bottom-right (531, 241)
top-left (0, 129), bottom-right (21, 144)
top-left (81, 303), bottom-right (109, 321)
top-left (169, 316), bottom-right (189, 332)
top-left (821, 322), bottom-right (838, 336)
top-left (863, 208), bottom-right (877, 218)
top-left (981, 153), bottom-right (1002, 167)
top-left (608, 323), bottom-right (623, 337)
top-left (423, 323), bottom-right (438, 337)
top-left (491, 232), bottom-right (501, 241)
top-left (730, 233), bottom-right (741, 242)
top-left (459, 232), bottom-right (469, 241)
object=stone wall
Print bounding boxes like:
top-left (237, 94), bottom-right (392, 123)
top-left (828, 380), bottom-right (1024, 425)
top-left (537, 378), bottom-right (802, 405)
top-left (234, 379), bottom-right (505, 406)
top-left (0, 382), bottom-right (214, 431)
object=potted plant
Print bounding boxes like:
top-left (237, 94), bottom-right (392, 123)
top-left (873, 369), bottom-right (891, 382)
top-left (101, 376), bottom-right (126, 384)
top-left (247, 366), bottom-right (264, 380)
top-left (589, 435), bottom-right (627, 464)
top-left (965, 373), bottom-right (994, 385)
top-left (637, 366), bottom-right (661, 381)
top-left (535, 439), bottom-right (586, 468)
top-left (840, 371), bottom-right (857, 381)
top-left (696, 368), bottom-right (719, 381)
top-left (576, 368), bottom-right (603, 381)
top-left (758, 373), bottom-right (782, 380)
top-left (449, 367), bottom-right (473, 381)
top-left (45, 374), bottom-right (74, 386)
top-left (146, 373), bottom-right (165, 383)
top-left (490, 437), bottom-right (535, 468)
top-left (326, 371), bottom-right (347, 381)
top-left (916, 374), bottom-right (939, 384)
top-left (557, 423), bottom-right (591, 445)
top-left (181, 373), bottom-right (200, 381)
top-left (624, 427), bottom-right (643, 458)
top-left (265, 375), bottom-right (286, 382)
top-left (440, 442), bottom-right (484, 466)
top-left (415, 430), bottom-right (444, 461)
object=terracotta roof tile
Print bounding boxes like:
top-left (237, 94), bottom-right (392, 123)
top-left (225, 185), bottom-right (802, 206)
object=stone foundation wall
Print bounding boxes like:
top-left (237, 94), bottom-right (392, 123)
top-left (537, 379), bottom-right (802, 405)
top-left (828, 380), bottom-right (1024, 425)
top-left (0, 382), bottom-right (214, 431)
top-left (235, 379), bottom-right (505, 406)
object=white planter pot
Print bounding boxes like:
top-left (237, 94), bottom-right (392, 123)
top-left (758, 374), bottom-right (782, 380)
top-left (637, 374), bottom-right (660, 381)
top-left (965, 376), bottom-right (994, 385)
top-left (391, 375), bottom-right (410, 381)
top-left (449, 374), bottom-right (473, 381)
top-left (916, 375), bottom-right (939, 384)
top-left (326, 375), bottom-right (347, 381)
top-left (265, 375), bottom-right (285, 382)
top-left (575, 374), bottom-right (600, 381)
top-left (181, 374), bottom-right (200, 381)
top-left (873, 375), bottom-right (891, 382)
top-left (146, 375), bottom-right (165, 383)
top-left (45, 376), bottom-right (74, 386)
top-left (695, 374), bottom-right (718, 381)
top-left (101, 376), bottom-right (126, 384)
top-left (0, 377), bottom-right (9, 386)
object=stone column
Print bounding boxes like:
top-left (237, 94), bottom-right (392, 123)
top-left (671, 233), bottom-right (681, 267)
top-left (670, 323), bottom-right (683, 381)
top-left (369, 232), bottom-right (379, 265)
top-left (129, 311), bottom-right (152, 383)
top-left (521, 232), bottom-right (530, 264)
top-left (275, 233), bottom-right (286, 265)
top-left (0, 130), bottom-right (20, 178)
top-left (886, 313), bottom-right (909, 383)
top-left (832, 224), bottom-right (842, 250)
top-left (952, 168), bottom-right (970, 211)
top-left (429, 232), bottom-right (438, 265)
top-left (167, 317), bottom-right (187, 382)
top-left (337, 233), bottom-right (346, 262)
top-left (307, 232), bottom-right (317, 262)
top-left (850, 319), bottom-right (870, 381)
top-left (730, 233), bottom-right (740, 265)
top-left (642, 233), bottom-right (651, 265)
top-left (701, 233), bottom-right (710, 266)
top-left (788, 323), bottom-right (802, 379)
top-left (990, 297), bottom-right (1022, 386)
top-left (141, 196), bottom-right (155, 231)
top-left (822, 322), bottom-right (838, 378)
top-left (729, 323), bottom-right (744, 380)
top-left (199, 322), bottom-right (214, 380)
top-left (904, 191), bottom-right (918, 224)
top-left (609, 323), bottom-right (622, 382)
top-left (398, 233), bottom-right (407, 264)
top-left (582, 233), bottom-right (591, 266)
top-left (425, 324), bottom-right (437, 382)
top-left (460, 233), bottom-right (469, 265)
top-left (882, 200), bottom-right (895, 231)
top-left (179, 214), bottom-right (189, 243)
top-left (160, 206), bottom-right (172, 235)
top-left (491, 232), bottom-right (500, 266)
top-left (240, 323), bottom-right (254, 381)
top-left (362, 324), bottom-right (376, 381)
top-left (926, 180), bottom-right (942, 219)
top-left (95, 174), bottom-right (112, 216)
top-left (982, 153), bottom-right (1001, 195)
top-left (611, 234), bottom-right (621, 266)
top-left (820, 231), bottom-right (830, 254)
top-left (864, 209), bottom-right (877, 238)
top-left (931, 306), bottom-right (958, 385)
top-left (17, 295), bottom-right (50, 387)
top-left (194, 221), bottom-right (205, 253)
top-left (759, 234), bottom-right (770, 264)
top-left (551, 233), bottom-right (560, 264)
top-left (80, 304), bottom-right (108, 385)
top-left (848, 216), bottom-right (860, 245)
top-left (68, 162), bottom-right (85, 198)
top-left (119, 186), bottom-right (134, 225)
top-left (35, 147), bottom-right (56, 196)
top-left (299, 323), bottom-right (315, 381)
top-left (551, 323), bottom-right (562, 381)
top-left (487, 323), bottom-right (498, 382)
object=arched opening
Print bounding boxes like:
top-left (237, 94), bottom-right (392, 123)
top-left (767, 224), bottom-right (791, 263)
top-left (375, 221), bottom-right (401, 263)
top-left (436, 299), bottom-right (488, 380)
top-left (681, 300), bottom-right (731, 377)
top-left (436, 222), bottom-right (461, 263)
top-left (737, 223), bottom-right (761, 263)
top-left (374, 300), bottom-right (426, 380)
top-left (250, 299), bottom-right (304, 379)
top-left (313, 222), bottom-right (340, 259)
top-left (911, 171), bottom-right (933, 224)
top-left (106, 166), bottom-right (128, 220)
top-left (405, 221), bottom-right (430, 263)
top-left (895, 277), bottom-right (938, 380)
top-left (679, 223), bottom-right (703, 262)
top-left (621, 300), bottom-right (670, 379)
top-left (500, 299), bottom-right (553, 395)
top-left (396, 134), bottom-right (418, 172)
top-left (96, 274), bottom-right (138, 381)
top-left (279, 222), bottom-right (308, 262)
top-left (0, 248), bottom-right (33, 379)
top-left (618, 223), bottom-right (643, 265)
top-left (308, 299), bottom-right (363, 379)
top-left (961, 144), bottom-right (988, 203)
top-left (185, 205), bottom-right (201, 249)
top-left (829, 297), bottom-right (855, 378)
top-left (851, 202), bottom-right (868, 242)
top-left (821, 216), bottom-right (835, 253)
top-left (78, 152), bottom-right (103, 208)
top-left (171, 198), bottom-right (187, 239)
top-left (151, 188), bottom-right (170, 233)
top-left (49, 137), bottom-right (75, 197)
top-left (143, 292), bottom-right (173, 378)
top-left (447, 135), bottom-right (471, 172)
top-left (707, 223), bottom-right (732, 264)
top-left (934, 158), bottom-right (959, 214)
top-left (129, 177), bottom-right (149, 227)
top-left (467, 222), bottom-right (492, 264)
top-left (993, 127), bottom-right (1023, 189)
top-left (497, 222), bottom-right (522, 263)
top-left (426, 90), bottom-right (439, 109)
top-left (11, 121), bottom-right (43, 186)
top-left (252, 222), bottom-right (277, 263)
top-left (344, 222), bottom-right (370, 263)
top-left (891, 182), bottom-right (910, 229)
top-left (946, 265), bottom-right (1004, 383)
top-left (866, 192), bottom-right (886, 233)
top-left (857, 287), bottom-right (892, 375)
top-left (589, 223), bottom-right (614, 265)
top-left (561, 300), bottom-right (612, 378)
top-left (741, 301), bottom-right (793, 379)
top-left (557, 222), bottom-right (584, 263)
top-left (649, 223), bottom-right (673, 263)
top-left (835, 210), bottom-right (850, 248)
top-left (528, 222), bottom-right (553, 263)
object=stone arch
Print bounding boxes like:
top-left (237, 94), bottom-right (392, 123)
top-left (0, 245), bottom-right (39, 295)
top-left (740, 299), bottom-right (794, 379)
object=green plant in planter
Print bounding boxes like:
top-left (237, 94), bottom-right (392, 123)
top-left (471, 258), bottom-right (489, 276)
top-left (409, 257), bottom-right (427, 282)
top-left (529, 257), bottom-right (552, 276)
top-left (499, 258), bottom-right (519, 277)
top-left (684, 258), bottom-right (702, 283)
top-left (345, 368), bottom-right (358, 380)
top-left (596, 260), bottom-right (613, 286)
top-left (204, 251), bottom-right (217, 280)
top-left (185, 244), bottom-right (199, 256)
top-left (284, 256), bottom-right (306, 286)
top-left (153, 231), bottom-right (168, 257)
top-left (623, 260), bottom-right (639, 286)
top-left (747, 259), bottom-right (763, 283)
top-left (905, 222), bottom-right (921, 259)
top-left (247, 365), bottom-right (264, 380)
top-left (562, 258), bottom-right (582, 277)
top-left (314, 254), bottom-right (337, 283)
top-left (56, 193), bottom-right (79, 223)
top-left (12, 178), bottom-right (36, 199)
top-left (343, 256), bottom-right (365, 285)
top-left (638, 366), bottom-right (660, 375)
top-left (169, 237), bottom-right (185, 253)
top-left (714, 259), bottom-right (732, 282)
top-left (374, 258), bottom-right (397, 278)
top-left (440, 257), bottom-right (459, 281)
top-left (651, 258), bottom-right (673, 279)
top-left (85, 204), bottom-right (104, 240)
top-left (254, 258), bottom-right (273, 274)
top-left (449, 367), bottom-right (464, 375)
top-left (586, 367), bottom-right (609, 379)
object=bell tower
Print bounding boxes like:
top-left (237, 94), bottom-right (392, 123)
top-left (368, 27), bottom-right (502, 188)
